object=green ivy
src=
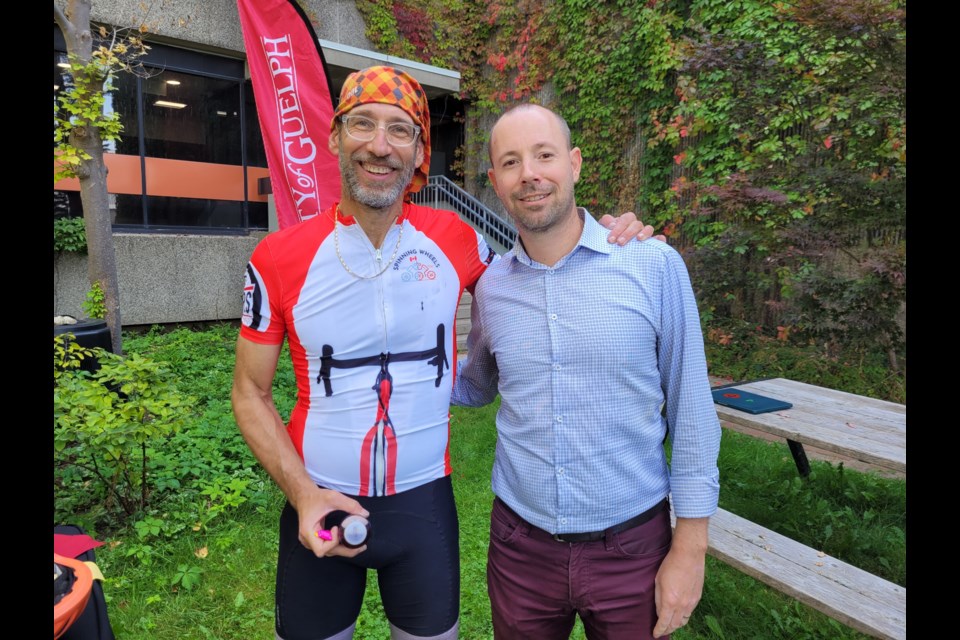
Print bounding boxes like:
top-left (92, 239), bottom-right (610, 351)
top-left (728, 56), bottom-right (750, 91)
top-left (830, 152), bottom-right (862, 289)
top-left (355, 1), bottom-right (409, 57)
top-left (355, 0), bottom-right (905, 362)
top-left (83, 280), bottom-right (107, 320)
top-left (54, 216), bottom-right (87, 254)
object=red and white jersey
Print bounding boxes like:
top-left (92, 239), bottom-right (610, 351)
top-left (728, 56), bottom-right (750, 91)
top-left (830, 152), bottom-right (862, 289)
top-left (241, 202), bottom-right (495, 497)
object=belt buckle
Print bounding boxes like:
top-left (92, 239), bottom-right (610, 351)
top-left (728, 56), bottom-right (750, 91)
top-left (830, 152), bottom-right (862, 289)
top-left (552, 533), bottom-right (567, 543)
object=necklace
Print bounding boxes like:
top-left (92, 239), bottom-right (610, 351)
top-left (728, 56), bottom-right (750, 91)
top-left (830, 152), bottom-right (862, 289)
top-left (333, 205), bottom-right (404, 279)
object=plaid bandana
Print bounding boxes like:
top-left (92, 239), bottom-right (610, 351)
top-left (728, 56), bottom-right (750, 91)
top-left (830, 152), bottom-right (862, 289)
top-left (333, 66), bottom-right (431, 195)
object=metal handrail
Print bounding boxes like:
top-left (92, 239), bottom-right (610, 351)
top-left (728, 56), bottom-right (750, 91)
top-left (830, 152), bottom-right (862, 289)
top-left (413, 175), bottom-right (517, 253)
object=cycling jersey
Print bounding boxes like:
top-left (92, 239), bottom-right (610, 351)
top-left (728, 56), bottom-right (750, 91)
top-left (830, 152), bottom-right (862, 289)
top-left (241, 202), bottom-right (495, 497)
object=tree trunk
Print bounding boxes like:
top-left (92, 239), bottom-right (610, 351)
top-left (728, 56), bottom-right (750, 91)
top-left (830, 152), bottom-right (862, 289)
top-left (55, 0), bottom-right (124, 354)
top-left (78, 133), bottom-right (123, 355)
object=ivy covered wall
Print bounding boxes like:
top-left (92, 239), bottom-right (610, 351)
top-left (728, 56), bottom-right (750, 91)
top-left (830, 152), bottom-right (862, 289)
top-left (355, 0), bottom-right (906, 361)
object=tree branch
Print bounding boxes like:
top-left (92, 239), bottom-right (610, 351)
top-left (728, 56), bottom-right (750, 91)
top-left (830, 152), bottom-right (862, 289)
top-left (53, 5), bottom-right (75, 41)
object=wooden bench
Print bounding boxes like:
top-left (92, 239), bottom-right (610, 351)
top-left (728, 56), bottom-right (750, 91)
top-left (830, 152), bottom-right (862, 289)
top-left (688, 508), bottom-right (906, 639)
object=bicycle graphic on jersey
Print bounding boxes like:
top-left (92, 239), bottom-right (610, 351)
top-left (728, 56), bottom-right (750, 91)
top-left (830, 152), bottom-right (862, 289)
top-left (400, 261), bottom-right (437, 282)
top-left (317, 324), bottom-right (448, 496)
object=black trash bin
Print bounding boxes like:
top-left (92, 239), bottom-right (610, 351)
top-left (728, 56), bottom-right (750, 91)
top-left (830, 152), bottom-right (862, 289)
top-left (54, 319), bottom-right (114, 375)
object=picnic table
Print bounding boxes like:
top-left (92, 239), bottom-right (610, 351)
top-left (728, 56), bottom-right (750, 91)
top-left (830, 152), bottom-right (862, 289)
top-left (696, 377), bottom-right (907, 638)
top-left (712, 378), bottom-right (906, 477)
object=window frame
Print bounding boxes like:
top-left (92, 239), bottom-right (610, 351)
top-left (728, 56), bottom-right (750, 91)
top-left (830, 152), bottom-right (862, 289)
top-left (54, 25), bottom-right (269, 234)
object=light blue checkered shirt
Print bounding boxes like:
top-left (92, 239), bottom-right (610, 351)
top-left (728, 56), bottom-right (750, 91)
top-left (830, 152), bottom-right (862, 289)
top-left (452, 210), bottom-right (720, 534)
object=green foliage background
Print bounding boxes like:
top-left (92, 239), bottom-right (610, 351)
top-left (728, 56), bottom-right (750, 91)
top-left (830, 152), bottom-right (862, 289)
top-left (54, 216), bottom-right (88, 253)
top-left (357, 0), bottom-right (906, 366)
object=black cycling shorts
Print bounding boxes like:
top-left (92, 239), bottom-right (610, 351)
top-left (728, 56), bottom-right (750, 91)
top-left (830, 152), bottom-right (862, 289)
top-left (275, 475), bottom-right (460, 640)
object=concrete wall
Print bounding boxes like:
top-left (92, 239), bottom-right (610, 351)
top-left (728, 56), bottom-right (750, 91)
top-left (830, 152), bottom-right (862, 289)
top-left (61, 0), bottom-right (375, 54)
top-left (54, 232), bottom-right (266, 326)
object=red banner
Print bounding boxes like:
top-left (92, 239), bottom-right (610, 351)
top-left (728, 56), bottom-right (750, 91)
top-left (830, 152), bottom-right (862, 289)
top-left (237, 0), bottom-right (341, 228)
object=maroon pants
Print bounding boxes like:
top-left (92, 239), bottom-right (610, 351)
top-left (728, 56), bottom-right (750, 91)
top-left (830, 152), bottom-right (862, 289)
top-left (487, 498), bottom-right (673, 640)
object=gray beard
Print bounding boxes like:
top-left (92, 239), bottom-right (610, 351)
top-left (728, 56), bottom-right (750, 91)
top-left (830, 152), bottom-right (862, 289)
top-left (341, 153), bottom-right (416, 210)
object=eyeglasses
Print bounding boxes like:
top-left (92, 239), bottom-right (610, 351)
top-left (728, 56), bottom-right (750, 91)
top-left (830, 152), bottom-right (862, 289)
top-left (339, 115), bottom-right (421, 147)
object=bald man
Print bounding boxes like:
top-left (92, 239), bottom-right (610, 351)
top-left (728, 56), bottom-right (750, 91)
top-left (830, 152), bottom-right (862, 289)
top-left (453, 104), bottom-right (721, 639)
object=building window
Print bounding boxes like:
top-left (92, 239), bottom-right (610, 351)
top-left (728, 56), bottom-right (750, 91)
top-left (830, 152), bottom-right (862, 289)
top-left (54, 30), bottom-right (269, 232)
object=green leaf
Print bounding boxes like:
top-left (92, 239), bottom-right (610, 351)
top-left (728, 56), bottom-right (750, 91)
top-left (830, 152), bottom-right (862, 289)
top-left (705, 614), bottom-right (727, 639)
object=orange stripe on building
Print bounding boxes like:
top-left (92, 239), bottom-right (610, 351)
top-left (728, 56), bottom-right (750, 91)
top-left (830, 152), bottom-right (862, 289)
top-left (54, 153), bottom-right (143, 195)
top-left (54, 153), bottom-right (269, 203)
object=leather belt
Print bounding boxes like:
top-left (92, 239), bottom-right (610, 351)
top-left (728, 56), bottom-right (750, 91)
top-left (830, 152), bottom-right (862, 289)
top-left (550, 498), bottom-right (669, 543)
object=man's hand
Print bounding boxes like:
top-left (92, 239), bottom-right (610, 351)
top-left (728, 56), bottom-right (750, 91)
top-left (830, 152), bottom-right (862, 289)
top-left (233, 338), bottom-right (369, 558)
top-left (653, 517), bottom-right (708, 638)
top-left (599, 212), bottom-right (667, 245)
top-left (296, 487), bottom-right (370, 558)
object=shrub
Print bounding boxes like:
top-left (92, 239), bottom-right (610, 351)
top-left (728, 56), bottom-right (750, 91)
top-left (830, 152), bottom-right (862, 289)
top-left (54, 335), bottom-right (193, 530)
top-left (54, 216), bottom-right (87, 254)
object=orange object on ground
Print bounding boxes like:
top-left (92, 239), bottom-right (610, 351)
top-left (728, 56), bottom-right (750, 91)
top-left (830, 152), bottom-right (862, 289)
top-left (54, 553), bottom-right (93, 639)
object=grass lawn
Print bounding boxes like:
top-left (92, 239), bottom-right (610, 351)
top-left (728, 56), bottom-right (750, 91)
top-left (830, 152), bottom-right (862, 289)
top-left (58, 323), bottom-right (905, 639)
